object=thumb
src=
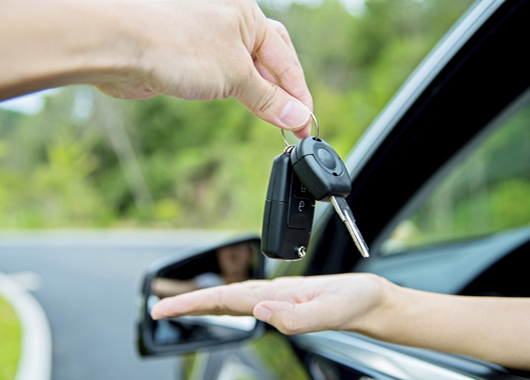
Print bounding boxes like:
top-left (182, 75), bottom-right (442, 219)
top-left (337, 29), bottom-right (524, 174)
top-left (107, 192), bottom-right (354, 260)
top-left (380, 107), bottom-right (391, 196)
top-left (234, 72), bottom-right (312, 139)
top-left (253, 300), bottom-right (326, 335)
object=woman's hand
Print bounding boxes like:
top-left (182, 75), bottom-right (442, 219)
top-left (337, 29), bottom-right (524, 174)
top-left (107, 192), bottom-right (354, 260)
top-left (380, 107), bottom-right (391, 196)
top-left (150, 272), bottom-right (530, 370)
top-left (150, 273), bottom-right (389, 335)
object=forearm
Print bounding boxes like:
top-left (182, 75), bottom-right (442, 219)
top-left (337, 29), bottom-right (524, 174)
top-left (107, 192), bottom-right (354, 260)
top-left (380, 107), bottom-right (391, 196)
top-left (0, 0), bottom-right (313, 134)
top-left (0, 0), bottom-right (140, 100)
top-left (359, 282), bottom-right (530, 370)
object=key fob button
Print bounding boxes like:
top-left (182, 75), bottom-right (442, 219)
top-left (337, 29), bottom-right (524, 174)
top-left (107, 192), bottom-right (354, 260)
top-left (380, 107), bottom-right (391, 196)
top-left (317, 148), bottom-right (337, 171)
top-left (292, 171), bottom-right (311, 199)
top-left (288, 213), bottom-right (310, 229)
top-left (288, 197), bottom-right (313, 229)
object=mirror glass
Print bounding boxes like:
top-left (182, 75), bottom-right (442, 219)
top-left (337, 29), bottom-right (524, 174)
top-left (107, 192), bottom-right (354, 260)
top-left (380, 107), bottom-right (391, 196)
top-left (144, 239), bottom-right (261, 351)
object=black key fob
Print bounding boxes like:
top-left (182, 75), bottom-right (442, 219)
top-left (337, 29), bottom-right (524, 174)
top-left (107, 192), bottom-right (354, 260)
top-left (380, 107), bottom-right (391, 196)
top-left (261, 152), bottom-right (316, 260)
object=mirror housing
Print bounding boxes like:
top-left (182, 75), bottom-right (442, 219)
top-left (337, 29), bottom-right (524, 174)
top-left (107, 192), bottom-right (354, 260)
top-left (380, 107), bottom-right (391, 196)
top-left (137, 236), bottom-right (264, 357)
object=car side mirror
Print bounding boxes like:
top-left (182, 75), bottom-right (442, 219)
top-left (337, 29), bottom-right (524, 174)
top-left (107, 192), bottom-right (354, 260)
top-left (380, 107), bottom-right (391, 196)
top-left (137, 236), bottom-right (264, 357)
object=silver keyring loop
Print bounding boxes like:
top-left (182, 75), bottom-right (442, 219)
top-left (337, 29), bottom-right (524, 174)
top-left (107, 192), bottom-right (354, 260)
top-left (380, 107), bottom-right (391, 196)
top-left (281, 111), bottom-right (319, 146)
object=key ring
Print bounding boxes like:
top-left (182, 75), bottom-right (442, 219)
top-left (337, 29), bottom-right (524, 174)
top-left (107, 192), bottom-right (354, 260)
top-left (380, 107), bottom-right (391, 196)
top-left (281, 111), bottom-right (319, 147)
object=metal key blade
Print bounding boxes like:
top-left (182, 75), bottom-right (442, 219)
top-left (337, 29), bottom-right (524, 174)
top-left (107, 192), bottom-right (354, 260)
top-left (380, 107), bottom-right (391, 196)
top-left (331, 196), bottom-right (370, 258)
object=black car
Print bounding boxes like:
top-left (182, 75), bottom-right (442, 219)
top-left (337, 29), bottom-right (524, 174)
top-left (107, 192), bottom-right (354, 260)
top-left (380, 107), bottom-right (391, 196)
top-left (137, 0), bottom-right (530, 378)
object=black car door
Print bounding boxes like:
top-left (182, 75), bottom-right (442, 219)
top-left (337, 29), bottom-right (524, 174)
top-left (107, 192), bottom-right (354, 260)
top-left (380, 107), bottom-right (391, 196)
top-left (274, 0), bottom-right (530, 379)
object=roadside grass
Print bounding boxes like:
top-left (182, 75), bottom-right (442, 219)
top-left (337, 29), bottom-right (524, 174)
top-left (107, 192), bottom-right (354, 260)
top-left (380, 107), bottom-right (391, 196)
top-left (0, 295), bottom-right (21, 380)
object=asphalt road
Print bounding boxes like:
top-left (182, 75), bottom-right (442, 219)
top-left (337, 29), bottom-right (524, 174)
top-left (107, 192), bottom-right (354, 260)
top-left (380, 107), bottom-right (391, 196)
top-left (0, 230), bottom-right (232, 380)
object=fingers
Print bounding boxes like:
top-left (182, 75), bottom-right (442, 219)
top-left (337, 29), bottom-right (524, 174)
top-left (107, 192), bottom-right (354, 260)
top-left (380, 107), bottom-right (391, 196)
top-left (233, 68), bottom-right (312, 138)
top-left (234, 18), bottom-right (312, 139)
top-left (257, 19), bottom-right (309, 107)
top-left (268, 19), bottom-right (297, 56)
top-left (150, 274), bottom-right (386, 337)
top-left (150, 277), bottom-right (303, 320)
top-left (252, 20), bottom-right (297, 88)
top-left (254, 57), bottom-right (276, 85)
top-left (259, 21), bottom-right (313, 138)
top-left (151, 282), bottom-right (332, 336)
top-left (151, 282), bottom-right (261, 320)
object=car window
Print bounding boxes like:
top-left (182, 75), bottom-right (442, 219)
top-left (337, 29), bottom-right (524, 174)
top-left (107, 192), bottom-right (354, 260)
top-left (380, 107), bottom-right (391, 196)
top-left (380, 95), bottom-right (530, 255)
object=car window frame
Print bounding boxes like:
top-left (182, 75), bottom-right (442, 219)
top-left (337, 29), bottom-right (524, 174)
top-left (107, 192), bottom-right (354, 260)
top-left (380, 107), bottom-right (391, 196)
top-left (288, 0), bottom-right (530, 278)
top-left (370, 86), bottom-right (530, 257)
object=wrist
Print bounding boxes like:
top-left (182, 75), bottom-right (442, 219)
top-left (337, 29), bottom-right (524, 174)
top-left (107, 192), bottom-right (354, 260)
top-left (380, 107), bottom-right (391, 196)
top-left (71, 1), bottom-right (148, 87)
top-left (348, 274), bottom-right (402, 337)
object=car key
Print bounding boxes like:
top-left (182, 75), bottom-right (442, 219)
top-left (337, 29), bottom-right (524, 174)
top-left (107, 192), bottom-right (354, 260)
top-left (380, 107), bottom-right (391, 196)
top-left (290, 136), bottom-right (370, 258)
top-left (261, 149), bottom-right (316, 260)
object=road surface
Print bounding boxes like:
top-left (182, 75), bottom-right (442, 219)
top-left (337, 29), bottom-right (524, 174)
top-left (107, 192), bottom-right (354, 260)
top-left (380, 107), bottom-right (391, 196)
top-left (0, 230), bottom-right (232, 380)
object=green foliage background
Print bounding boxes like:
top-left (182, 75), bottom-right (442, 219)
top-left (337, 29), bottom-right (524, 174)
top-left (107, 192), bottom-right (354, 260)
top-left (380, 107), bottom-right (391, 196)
top-left (0, 296), bottom-right (20, 380)
top-left (0, 0), bottom-right (474, 230)
top-left (400, 103), bottom-right (530, 251)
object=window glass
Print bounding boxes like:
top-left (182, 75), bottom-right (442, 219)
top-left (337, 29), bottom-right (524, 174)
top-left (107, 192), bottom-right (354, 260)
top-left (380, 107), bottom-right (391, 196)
top-left (381, 99), bottom-right (530, 255)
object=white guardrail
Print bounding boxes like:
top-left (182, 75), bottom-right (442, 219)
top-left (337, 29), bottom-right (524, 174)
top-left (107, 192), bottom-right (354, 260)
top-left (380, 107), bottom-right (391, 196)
top-left (0, 272), bottom-right (52, 380)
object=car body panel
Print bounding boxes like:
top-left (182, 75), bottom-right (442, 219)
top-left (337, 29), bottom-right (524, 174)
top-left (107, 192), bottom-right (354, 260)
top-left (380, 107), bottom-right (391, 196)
top-left (282, 0), bottom-right (530, 278)
top-left (271, 0), bottom-right (530, 378)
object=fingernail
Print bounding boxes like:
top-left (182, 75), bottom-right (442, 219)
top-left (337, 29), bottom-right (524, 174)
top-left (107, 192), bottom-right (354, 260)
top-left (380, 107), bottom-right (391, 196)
top-left (254, 305), bottom-right (272, 323)
top-left (280, 99), bottom-right (310, 129)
